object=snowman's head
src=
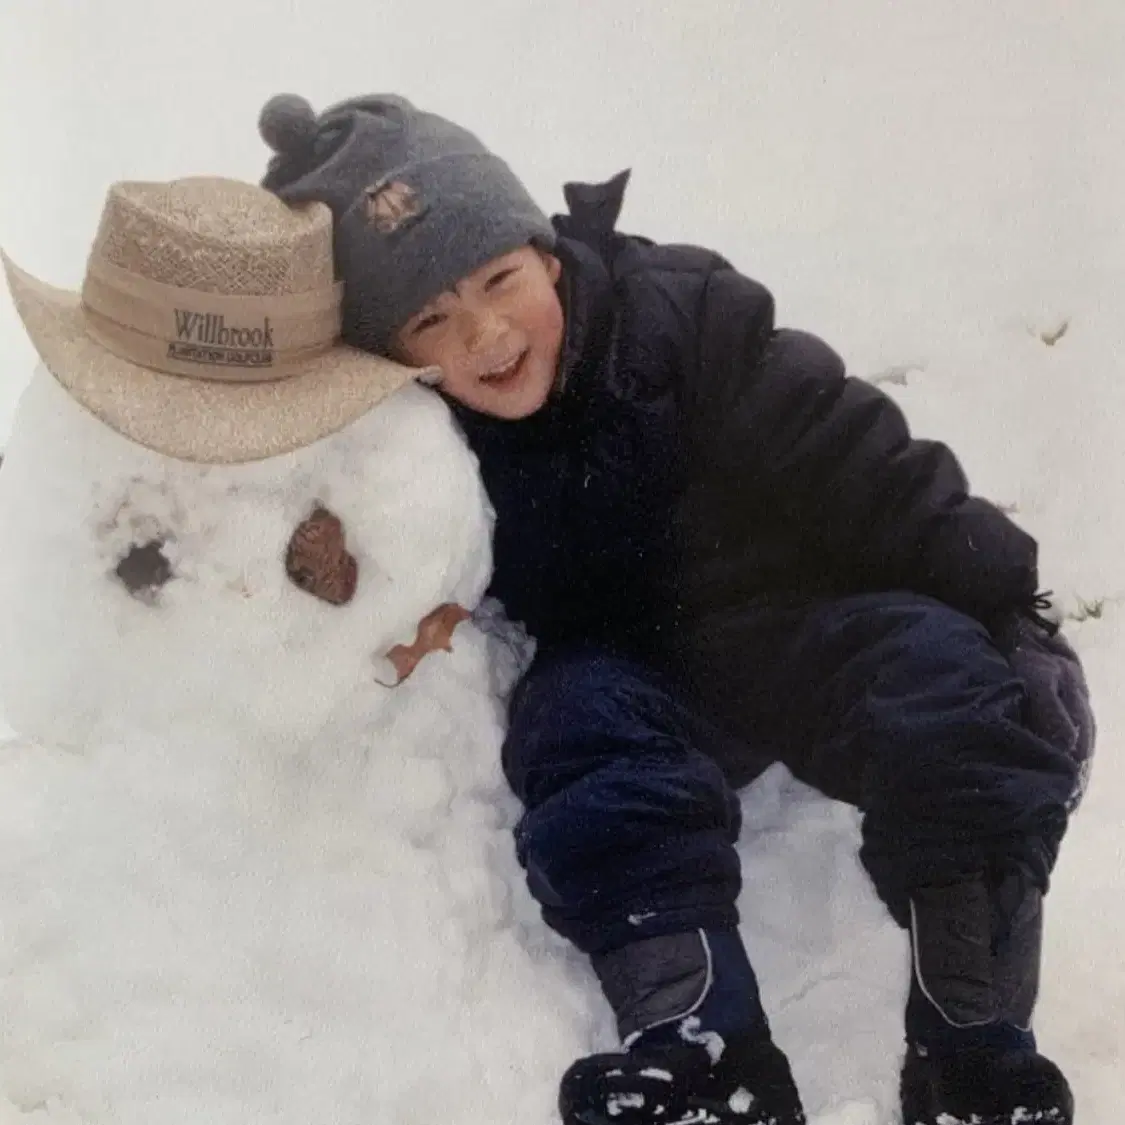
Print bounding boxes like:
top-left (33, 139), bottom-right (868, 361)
top-left (0, 368), bottom-right (494, 752)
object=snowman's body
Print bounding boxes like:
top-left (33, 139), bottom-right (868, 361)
top-left (0, 368), bottom-right (598, 1125)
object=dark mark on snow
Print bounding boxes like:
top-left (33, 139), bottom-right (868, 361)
top-left (1039, 320), bottom-right (1070, 347)
top-left (115, 540), bottom-right (174, 601)
top-left (869, 364), bottom-right (924, 387)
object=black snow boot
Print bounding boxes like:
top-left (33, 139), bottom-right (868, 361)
top-left (558, 1032), bottom-right (805, 1125)
top-left (901, 1043), bottom-right (1073, 1125)
top-left (560, 928), bottom-right (805, 1124)
top-left (902, 872), bottom-right (1074, 1125)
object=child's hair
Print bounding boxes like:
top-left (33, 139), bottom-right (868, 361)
top-left (257, 93), bottom-right (556, 356)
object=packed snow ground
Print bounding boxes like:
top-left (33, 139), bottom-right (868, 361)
top-left (1, 4), bottom-right (1122, 1124)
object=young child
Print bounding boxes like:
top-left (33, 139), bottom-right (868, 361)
top-left (256, 93), bottom-right (1094, 1125)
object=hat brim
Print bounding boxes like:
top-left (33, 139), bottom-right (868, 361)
top-left (1, 250), bottom-right (433, 465)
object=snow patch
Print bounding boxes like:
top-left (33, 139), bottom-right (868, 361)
top-left (678, 1016), bottom-right (725, 1064)
top-left (728, 1086), bottom-right (756, 1114)
top-left (607, 1091), bottom-right (646, 1116)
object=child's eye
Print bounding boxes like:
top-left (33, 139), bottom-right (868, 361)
top-left (412, 312), bottom-right (446, 335)
top-left (485, 267), bottom-right (519, 290)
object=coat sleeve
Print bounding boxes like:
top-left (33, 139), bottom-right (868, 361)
top-left (681, 266), bottom-right (1040, 623)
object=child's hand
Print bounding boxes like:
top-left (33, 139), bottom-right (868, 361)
top-left (374, 603), bottom-right (471, 686)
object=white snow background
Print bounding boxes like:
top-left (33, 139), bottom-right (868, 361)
top-left (0, 2), bottom-right (1122, 1123)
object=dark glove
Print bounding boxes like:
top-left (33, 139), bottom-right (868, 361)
top-left (991, 599), bottom-right (1096, 811)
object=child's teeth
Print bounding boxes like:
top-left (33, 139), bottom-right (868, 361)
top-left (486, 356), bottom-right (520, 380)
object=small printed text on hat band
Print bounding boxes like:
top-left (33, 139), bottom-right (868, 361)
top-left (79, 257), bottom-right (345, 385)
top-left (170, 311), bottom-right (275, 370)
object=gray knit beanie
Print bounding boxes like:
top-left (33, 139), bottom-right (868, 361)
top-left (257, 93), bottom-right (557, 355)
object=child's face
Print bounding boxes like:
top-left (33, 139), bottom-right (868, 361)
top-left (393, 247), bottom-right (564, 420)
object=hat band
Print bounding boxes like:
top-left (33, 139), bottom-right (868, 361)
top-left (80, 256), bottom-right (345, 384)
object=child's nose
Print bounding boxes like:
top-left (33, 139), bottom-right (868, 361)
top-left (464, 309), bottom-right (505, 351)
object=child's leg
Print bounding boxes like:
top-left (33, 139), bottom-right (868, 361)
top-left (503, 644), bottom-right (754, 1035)
top-left (503, 645), bottom-right (804, 1124)
top-left (682, 592), bottom-right (1078, 1122)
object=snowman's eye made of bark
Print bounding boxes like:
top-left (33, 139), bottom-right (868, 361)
top-left (284, 506), bottom-right (358, 606)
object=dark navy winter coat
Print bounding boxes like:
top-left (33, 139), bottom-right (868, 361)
top-left (444, 172), bottom-right (1074, 959)
top-left (449, 171), bottom-right (1040, 658)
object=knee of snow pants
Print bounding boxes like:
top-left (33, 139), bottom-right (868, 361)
top-left (845, 595), bottom-right (1077, 922)
top-left (680, 592), bottom-right (1078, 928)
top-left (501, 646), bottom-right (743, 955)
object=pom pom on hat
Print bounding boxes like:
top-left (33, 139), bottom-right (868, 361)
top-left (258, 94), bottom-right (319, 156)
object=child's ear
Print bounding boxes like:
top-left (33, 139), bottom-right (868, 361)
top-left (538, 248), bottom-right (563, 284)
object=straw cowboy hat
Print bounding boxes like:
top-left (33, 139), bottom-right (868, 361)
top-left (1, 176), bottom-right (435, 464)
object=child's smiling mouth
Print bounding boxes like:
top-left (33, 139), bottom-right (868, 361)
top-left (480, 348), bottom-right (529, 387)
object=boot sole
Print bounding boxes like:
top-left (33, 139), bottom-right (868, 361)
top-left (900, 1055), bottom-right (1073, 1125)
top-left (571, 1097), bottom-right (784, 1125)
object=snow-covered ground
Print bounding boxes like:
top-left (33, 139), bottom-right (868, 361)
top-left (0, 2), bottom-right (1121, 1123)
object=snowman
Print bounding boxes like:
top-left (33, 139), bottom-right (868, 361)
top-left (0, 177), bottom-right (599, 1125)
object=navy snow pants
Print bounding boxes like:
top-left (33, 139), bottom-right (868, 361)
top-left (501, 592), bottom-right (1078, 954)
